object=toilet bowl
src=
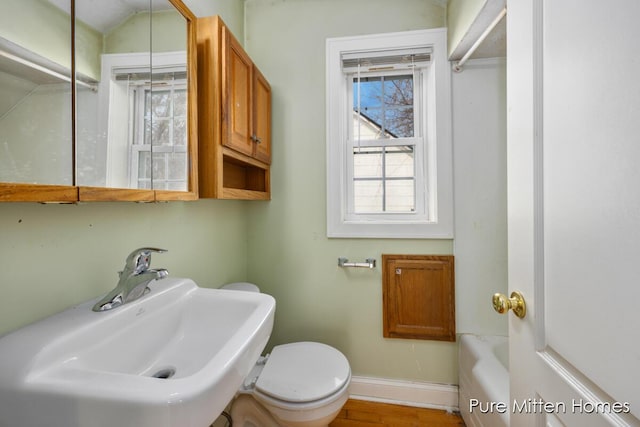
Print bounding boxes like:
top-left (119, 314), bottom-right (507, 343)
top-left (221, 283), bottom-right (351, 427)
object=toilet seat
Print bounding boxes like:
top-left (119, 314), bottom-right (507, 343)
top-left (240, 342), bottom-right (351, 409)
top-left (256, 342), bottom-right (350, 403)
top-left (236, 342), bottom-right (351, 426)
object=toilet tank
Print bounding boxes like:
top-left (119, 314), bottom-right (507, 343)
top-left (221, 282), bottom-right (261, 293)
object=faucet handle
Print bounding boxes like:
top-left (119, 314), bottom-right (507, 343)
top-left (124, 247), bottom-right (167, 274)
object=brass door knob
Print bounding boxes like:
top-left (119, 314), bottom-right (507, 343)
top-left (492, 291), bottom-right (526, 318)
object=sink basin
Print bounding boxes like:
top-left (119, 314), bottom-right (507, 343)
top-left (0, 277), bottom-right (275, 427)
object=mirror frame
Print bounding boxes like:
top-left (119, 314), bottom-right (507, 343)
top-left (0, 0), bottom-right (198, 203)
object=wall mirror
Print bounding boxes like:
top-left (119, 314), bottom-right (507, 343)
top-left (0, 0), bottom-right (74, 200)
top-left (0, 0), bottom-right (197, 202)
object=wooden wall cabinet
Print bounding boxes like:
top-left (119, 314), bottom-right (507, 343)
top-left (382, 255), bottom-right (456, 342)
top-left (196, 15), bottom-right (271, 200)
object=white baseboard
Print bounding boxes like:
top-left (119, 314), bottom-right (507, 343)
top-left (348, 376), bottom-right (459, 412)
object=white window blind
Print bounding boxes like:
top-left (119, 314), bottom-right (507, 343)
top-left (341, 47), bottom-right (432, 72)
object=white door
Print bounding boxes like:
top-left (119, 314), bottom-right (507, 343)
top-left (507, 1), bottom-right (640, 426)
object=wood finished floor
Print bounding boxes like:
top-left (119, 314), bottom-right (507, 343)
top-left (329, 399), bottom-right (465, 427)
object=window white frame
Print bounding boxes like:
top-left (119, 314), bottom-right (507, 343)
top-left (326, 29), bottom-right (453, 238)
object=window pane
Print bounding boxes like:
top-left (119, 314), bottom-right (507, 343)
top-left (353, 145), bottom-right (416, 213)
top-left (152, 152), bottom-right (166, 179)
top-left (138, 151), bottom-right (151, 189)
top-left (168, 152), bottom-right (186, 180)
top-left (353, 178), bottom-right (417, 213)
top-left (386, 179), bottom-right (415, 212)
top-left (354, 147), bottom-right (383, 178)
top-left (386, 146), bottom-right (414, 177)
top-left (353, 74), bottom-right (414, 139)
top-left (144, 118), bottom-right (152, 145)
top-left (354, 77), bottom-right (382, 109)
top-left (151, 90), bottom-right (171, 118)
top-left (152, 118), bottom-right (171, 146)
top-left (383, 75), bottom-right (413, 106)
top-left (353, 109), bottom-right (388, 140)
top-left (138, 152), bottom-right (151, 178)
top-left (354, 180), bottom-right (383, 213)
top-left (173, 89), bottom-right (187, 117)
top-left (173, 118), bottom-right (187, 146)
top-left (385, 106), bottom-right (414, 137)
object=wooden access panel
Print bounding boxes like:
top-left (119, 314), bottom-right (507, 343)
top-left (382, 255), bottom-right (455, 341)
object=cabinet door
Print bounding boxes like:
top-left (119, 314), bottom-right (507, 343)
top-left (222, 27), bottom-right (253, 158)
top-left (382, 255), bottom-right (455, 341)
top-left (252, 66), bottom-right (271, 164)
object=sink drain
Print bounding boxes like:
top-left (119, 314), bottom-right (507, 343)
top-left (151, 367), bottom-right (176, 379)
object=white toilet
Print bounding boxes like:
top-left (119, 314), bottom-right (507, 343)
top-left (221, 283), bottom-right (351, 427)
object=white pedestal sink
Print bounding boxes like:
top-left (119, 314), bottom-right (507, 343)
top-left (0, 278), bottom-right (275, 427)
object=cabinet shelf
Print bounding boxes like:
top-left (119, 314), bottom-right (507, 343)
top-left (223, 153), bottom-right (269, 196)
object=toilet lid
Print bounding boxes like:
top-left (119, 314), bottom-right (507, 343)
top-left (255, 342), bottom-right (350, 403)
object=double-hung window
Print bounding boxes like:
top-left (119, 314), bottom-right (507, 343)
top-left (100, 52), bottom-right (188, 191)
top-left (326, 29), bottom-right (453, 238)
top-left (129, 73), bottom-right (188, 190)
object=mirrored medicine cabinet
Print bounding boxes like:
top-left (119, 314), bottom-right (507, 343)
top-left (0, 0), bottom-right (197, 202)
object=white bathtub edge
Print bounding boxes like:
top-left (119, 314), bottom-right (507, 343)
top-left (459, 334), bottom-right (509, 427)
top-left (348, 375), bottom-right (459, 412)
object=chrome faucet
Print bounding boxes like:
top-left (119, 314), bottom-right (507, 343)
top-left (93, 247), bottom-right (169, 312)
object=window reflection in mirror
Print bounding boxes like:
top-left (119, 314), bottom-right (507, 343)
top-left (75, 0), bottom-right (188, 191)
top-left (0, 0), bottom-right (73, 186)
top-left (150, 0), bottom-right (189, 191)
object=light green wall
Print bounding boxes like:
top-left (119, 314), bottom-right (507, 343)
top-left (0, 0), bottom-right (100, 81)
top-left (104, 12), bottom-right (151, 54)
top-left (0, 0), bottom-right (72, 71)
top-left (75, 20), bottom-right (103, 81)
top-left (0, 84), bottom-right (72, 185)
top-left (104, 11), bottom-right (186, 55)
top-left (446, 0), bottom-right (486, 57)
top-left (153, 11), bottom-right (189, 53)
top-left (244, 0), bottom-right (458, 385)
top-left (184, 0), bottom-right (244, 39)
top-left (0, 201), bottom-right (249, 337)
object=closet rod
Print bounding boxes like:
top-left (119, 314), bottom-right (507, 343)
top-left (453, 6), bottom-right (506, 73)
top-left (0, 50), bottom-right (95, 90)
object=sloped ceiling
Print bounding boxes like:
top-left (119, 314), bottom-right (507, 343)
top-left (46, 0), bottom-right (173, 33)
